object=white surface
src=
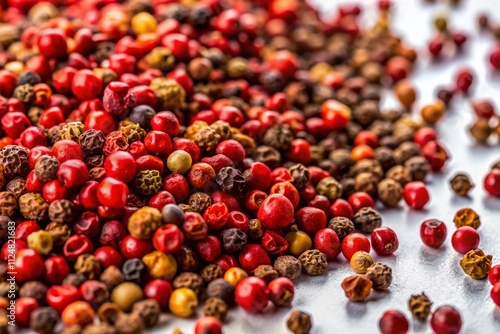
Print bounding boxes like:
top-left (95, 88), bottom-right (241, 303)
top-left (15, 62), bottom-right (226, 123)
top-left (151, 1), bottom-right (500, 333)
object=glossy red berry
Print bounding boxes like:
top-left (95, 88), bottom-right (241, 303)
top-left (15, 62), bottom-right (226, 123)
top-left (420, 219), bottom-right (447, 248)
top-left (72, 70), bottom-right (102, 101)
top-left (491, 282), bottom-right (500, 307)
top-left (257, 194), bottom-right (294, 230)
top-left (144, 279), bottom-right (172, 309)
top-left (153, 224), bottom-right (184, 254)
top-left (314, 228), bottom-right (341, 261)
top-left (490, 45), bottom-right (500, 69)
top-left (455, 68), bottom-right (474, 93)
top-left (94, 246), bottom-right (123, 268)
top-left (268, 277), bottom-right (295, 307)
top-left (484, 169), bottom-right (500, 196)
top-left (296, 207), bottom-right (327, 236)
top-left (37, 28), bottom-right (67, 58)
top-left (489, 265), bottom-right (500, 286)
top-left (15, 248), bottom-right (45, 282)
top-left (104, 151), bottom-right (136, 183)
top-left (47, 285), bottom-right (82, 314)
top-left (194, 316), bottom-right (223, 334)
top-left (379, 310), bottom-right (409, 334)
top-left (238, 244), bottom-right (271, 273)
top-left (44, 255), bottom-right (70, 286)
top-left (329, 198), bottom-right (354, 220)
top-left (97, 177), bottom-right (129, 209)
top-left (451, 226), bottom-right (480, 254)
top-left (348, 192), bottom-right (375, 212)
top-left (15, 297), bottom-right (39, 327)
top-left (430, 305), bottom-right (462, 334)
top-left (371, 227), bottom-right (399, 256)
top-left (235, 277), bottom-right (270, 313)
top-left (57, 159), bottom-right (88, 189)
top-left (342, 233), bottom-right (370, 261)
top-left (403, 181), bottom-right (430, 210)
top-left (321, 99), bottom-right (351, 130)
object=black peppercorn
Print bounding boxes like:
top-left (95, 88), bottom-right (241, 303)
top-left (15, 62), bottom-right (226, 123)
top-left (0, 145), bottom-right (30, 178)
top-left (289, 164), bottom-right (311, 189)
top-left (122, 259), bottom-right (147, 284)
top-left (353, 207), bottom-right (383, 233)
top-left (79, 129), bottom-right (105, 156)
top-left (215, 167), bottom-right (246, 195)
top-left (29, 307), bottom-right (58, 334)
top-left (173, 272), bottom-right (204, 296)
top-left (328, 217), bottom-right (355, 240)
top-left (206, 278), bottom-right (235, 305)
top-left (221, 228), bottom-right (247, 253)
top-left (17, 71), bottom-right (41, 86)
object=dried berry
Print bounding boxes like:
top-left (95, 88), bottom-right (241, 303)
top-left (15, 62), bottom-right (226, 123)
top-left (6, 177), bottom-right (27, 199)
top-left (274, 256), bottom-right (302, 280)
top-left (127, 206), bottom-right (162, 239)
top-left (60, 122), bottom-right (85, 142)
top-left (100, 266), bottom-right (125, 289)
top-left (386, 165), bottom-right (412, 187)
top-left (150, 77), bottom-right (186, 111)
top-left (30, 307), bottom-right (59, 334)
top-left (405, 156), bottom-right (430, 182)
top-left (453, 208), bottom-right (480, 229)
top-left (79, 130), bottom-right (105, 155)
top-left (460, 249), bottom-right (492, 280)
top-left (377, 178), bottom-right (403, 207)
top-left (254, 265), bottom-right (279, 284)
top-left (0, 145), bottom-right (30, 178)
top-left (365, 262), bottom-right (393, 290)
top-left (114, 312), bottom-right (144, 334)
top-left (19, 193), bottom-right (49, 221)
top-left (263, 125), bottom-right (294, 151)
top-left (215, 167), bottom-right (245, 195)
top-left (287, 310), bottom-right (312, 334)
top-left (349, 251), bottom-right (374, 274)
top-left (193, 127), bottom-right (221, 152)
top-left (188, 192), bottom-right (212, 213)
top-left (0, 192), bottom-right (17, 217)
top-left (48, 199), bottom-right (75, 224)
top-left (299, 250), bottom-right (327, 276)
top-left (173, 272), bottom-right (204, 296)
top-left (34, 155), bottom-right (60, 182)
top-left (341, 275), bottom-right (372, 302)
top-left (134, 170), bottom-right (162, 196)
top-left (203, 297), bottom-right (228, 322)
top-left (328, 217), bottom-right (355, 241)
top-left (408, 293), bottom-right (432, 320)
top-left (131, 299), bottom-right (160, 328)
top-left (289, 164), bottom-right (310, 189)
top-left (316, 177), bottom-right (342, 201)
top-left (206, 278), bottom-right (235, 305)
top-left (74, 254), bottom-right (101, 280)
top-left (221, 228), bottom-right (247, 253)
top-left (352, 207), bottom-right (382, 233)
top-left (449, 173), bottom-right (474, 196)
top-left (201, 264), bottom-right (224, 284)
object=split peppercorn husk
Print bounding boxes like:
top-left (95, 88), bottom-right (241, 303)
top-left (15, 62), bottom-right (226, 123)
top-left (0, 0), bottom-right (460, 332)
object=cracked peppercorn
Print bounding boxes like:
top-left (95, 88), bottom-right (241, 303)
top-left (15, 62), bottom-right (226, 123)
top-left (449, 173), bottom-right (474, 196)
top-left (408, 292), bottom-right (432, 320)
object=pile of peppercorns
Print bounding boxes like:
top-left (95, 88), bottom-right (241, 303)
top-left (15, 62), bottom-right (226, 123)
top-left (0, 0), bottom-right (499, 334)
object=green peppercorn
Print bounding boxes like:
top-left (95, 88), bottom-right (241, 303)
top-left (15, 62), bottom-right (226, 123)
top-left (167, 150), bottom-right (192, 174)
top-left (134, 170), bottom-right (162, 196)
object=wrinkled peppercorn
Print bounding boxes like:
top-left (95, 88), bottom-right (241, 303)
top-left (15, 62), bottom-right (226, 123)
top-left (215, 167), bottom-right (246, 195)
top-left (203, 297), bottom-right (228, 322)
top-left (150, 78), bottom-right (186, 111)
top-left (349, 251), bottom-right (374, 274)
top-left (274, 256), bottom-right (302, 280)
top-left (100, 266), bottom-right (125, 290)
top-left (173, 272), bottom-right (204, 296)
top-left (128, 206), bottom-right (162, 239)
top-left (365, 262), bottom-right (393, 290)
top-left (30, 307), bottom-right (59, 334)
top-left (48, 199), bottom-right (75, 224)
top-left (328, 217), bottom-right (355, 241)
top-left (0, 145), bottom-right (30, 178)
top-left (287, 310), bottom-right (312, 334)
top-left (122, 259), bottom-right (147, 284)
top-left (453, 208), bottom-right (480, 229)
top-left (188, 192), bottom-right (212, 213)
top-left (206, 278), bottom-right (235, 305)
top-left (377, 178), bottom-right (403, 207)
top-left (19, 193), bottom-right (49, 221)
top-left (79, 130), bottom-right (105, 155)
top-left (60, 122), bottom-right (85, 142)
top-left (74, 254), bottom-right (101, 280)
top-left (289, 164), bottom-right (310, 189)
top-left (316, 177), bottom-right (342, 201)
top-left (352, 207), bottom-right (382, 233)
top-left (34, 155), bottom-right (59, 182)
top-left (253, 146), bottom-right (281, 169)
top-left (6, 177), bottom-right (27, 199)
top-left (449, 174), bottom-right (474, 196)
top-left (263, 125), bottom-right (294, 151)
top-left (386, 165), bottom-right (412, 187)
top-left (248, 219), bottom-right (264, 239)
top-left (0, 192), bottom-right (17, 217)
top-left (134, 170), bottom-right (163, 196)
top-left (201, 264), bottom-right (224, 284)
top-left (405, 156), bottom-right (430, 182)
top-left (254, 265), bottom-right (279, 284)
top-left (341, 275), bottom-right (372, 302)
top-left (460, 249), bottom-right (492, 279)
top-left (408, 292), bottom-right (432, 320)
top-left (193, 127), bottom-right (221, 152)
top-left (131, 299), bottom-right (160, 328)
top-left (114, 312), bottom-right (144, 334)
top-left (98, 303), bottom-right (123, 325)
top-left (63, 274), bottom-right (87, 288)
top-left (221, 228), bottom-right (247, 253)
top-left (45, 222), bottom-right (71, 246)
top-left (299, 250), bottom-right (327, 276)
top-left (20, 281), bottom-right (47, 305)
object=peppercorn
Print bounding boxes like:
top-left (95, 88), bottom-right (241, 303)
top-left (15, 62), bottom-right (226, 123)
top-left (341, 274), bottom-right (372, 302)
top-left (34, 155), bottom-right (59, 182)
top-left (251, 264), bottom-right (278, 284)
top-left (287, 310), bottom-right (313, 334)
top-left (169, 288), bottom-right (198, 318)
top-left (119, 122), bottom-right (146, 143)
top-left (206, 278), bottom-right (235, 305)
top-left (203, 297), bottom-right (228, 322)
top-left (0, 146), bottom-right (30, 178)
top-left (298, 249), bottom-right (327, 276)
top-left (408, 292), bottom-right (432, 320)
top-left (79, 130), bottom-right (105, 155)
top-left (453, 208), bottom-right (480, 229)
top-left (386, 165), bottom-right (412, 187)
top-left (6, 177), bottom-right (27, 199)
top-left (188, 192), bottom-right (212, 213)
top-left (210, 121), bottom-right (232, 141)
top-left (366, 262), bottom-right (393, 290)
top-left (469, 117), bottom-right (492, 143)
top-left (221, 228), bottom-right (247, 253)
top-left (349, 160), bottom-right (384, 181)
top-left (134, 170), bottom-right (163, 196)
top-left (47, 125), bottom-right (62, 145)
top-left (45, 222), bottom-right (70, 246)
top-left (48, 199), bottom-right (75, 224)
top-left (248, 219), bottom-right (264, 239)
top-left (215, 167), bottom-right (246, 195)
top-left (316, 177), bottom-right (342, 201)
top-left (253, 146), bottom-right (282, 169)
top-left (60, 122), bottom-right (85, 142)
top-left (142, 251), bottom-right (177, 281)
top-left (74, 254), bottom-right (101, 279)
top-left (19, 281), bottom-right (48, 305)
top-left (62, 274), bottom-right (87, 288)
top-left (349, 251), bottom-right (374, 274)
top-left (100, 266), bottom-right (124, 290)
top-left (354, 172), bottom-right (378, 197)
top-left (150, 78), bottom-right (186, 111)
top-left (460, 249), bottom-right (492, 280)
top-left (114, 312), bottom-right (144, 334)
top-left (352, 207), bottom-right (382, 233)
top-left (122, 259), bottom-right (147, 284)
top-left (201, 264), bottom-right (224, 284)
top-left (27, 230), bottom-right (53, 255)
top-left (59, 325), bottom-right (82, 334)
top-left (263, 125), bottom-right (294, 151)
top-left (81, 324), bottom-right (117, 334)
top-left (449, 174), bottom-right (474, 196)
top-left (13, 84), bottom-right (35, 103)
top-left (131, 299), bottom-right (160, 328)
top-left (29, 307), bottom-right (58, 334)
top-left (420, 100), bottom-right (446, 124)
top-left (289, 164), bottom-right (310, 189)
top-left (97, 303), bottom-right (122, 325)
top-left (147, 47), bottom-right (175, 71)
top-left (173, 272), bottom-right (204, 296)
top-left (376, 178), bottom-right (402, 207)
top-left (327, 217), bottom-right (355, 241)
top-left (111, 283), bottom-right (144, 312)
top-left (19, 193), bottom-right (49, 221)
top-left (127, 206), bottom-right (162, 239)
top-left (0, 192), bottom-right (17, 217)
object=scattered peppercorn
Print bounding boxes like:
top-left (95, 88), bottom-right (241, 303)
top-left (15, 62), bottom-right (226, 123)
top-left (449, 173), bottom-right (474, 196)
top-left (453, 208), bottom-right (481, 229)
top-left (460, 249), bottom-right (492, 280)
top-left (408, 292), bottom-right (432, 320)
top-left (341, 275), bottom-right (373, 302)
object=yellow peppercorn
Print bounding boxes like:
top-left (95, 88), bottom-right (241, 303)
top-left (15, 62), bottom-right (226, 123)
top-left (27, 230), bottom-right (53, 255)
top-left (420, 100), bottom-right (446, 125)
top-left (131, 12), bottom-right (157, 35)
top-left (223, 267), bottom-right (248, 287)
top-left (285, 230), bottom-right (312, 257)
top-left (5, 61), bottom-right (24, 75)
top-left (111, 282), bottom-right (144, 312)
top-left (142, 251), bottom-right (177, 281)
top-left (167, 150), bottom-right (192, 174)
top-left (349, 251), bottom-right (374, 274)
top-left (169, 288), bottom-right (198, 318)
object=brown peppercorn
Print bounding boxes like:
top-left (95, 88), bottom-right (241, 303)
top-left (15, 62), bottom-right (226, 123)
top-left (352, 207), bottom-right (382, 233)
top-left (349, 251), bottom-right (374, 274)
top-left (48, 199), bottom-right (75, 224)
top-left (274, 255), bottom-right (302, 280)
top-left (59, 325), bottom-right (82, 334)
top-left (79, 130), bottom-right (105, 156)
top-left (365, 262), bottom-right (393, 290)
top-left (453, 208), bottom-right (480, 229)
top-left (88, 167), bottom-right (106, 182)
top-left (328, 217), bottom-right (355, 241)
top-left (254, 265), bottom-right (279, 284)
top-left (19, 193), bottom-right (49, 221)
top-left (127, 206), bottom-right (162, 239)
top-left (404, 156), bottom-right (430, 182)
top-left (13, 84), bottom-right (35, 103)
top-left (349, 159), bottom-right (384, 181)
top-left (394, 142), bottom-right (421, 164)
top-left (84, 154), bottom-right (105, 169)
top-left (248, 219), bottom-right (264, 239)
top-left (316, 177), bottom-right (342, 201)
top-left (299, 249), bottom-right (327, 276)
top-left (210, 121), bottom-right (232, 141)
top-left (221, 228), bottom-right (247, 253)
top-left (134, 170), bottom-right (162, 196)
top-left (0, 173), bottom-right (5, 192)
top-left (206, 278), bottom-right (235, 305)
top-left (0, 145), bottom-right (30, 178)
top-left (188, 192), bottom-right (212, 213)
top-left (0, 192), bottom-right (17, 217)
top-left (60, 122), bottom-right (85, 142)
top-left (188, 57), bottom-right (213, 80)
top-left (81, 323), bottom-right (117, 334)
top-left (131, 299), bottom-right (160, 328)
top-left (386, 165), bottom-right (412, 187)
top-left (150, 77), bottom-right (186, 111)
top-left (74, 254), bottom-right (101, 280)
top-left (45, 222), bottom-right (71, 246)
top-left (47, 125), bottom-right (62, 145)
top-left (20, 281), bottom-right (48, 305)
top-left (34, 155), bottom-right (59, 182)
top-left (374, 147), bottom-right (397, 171)
top-left (98, 303), bottom-right (123, 325)
top-left (203, 297), bottom-right (228, 322)
top-left (185, 121), bottom-right (209, 140)
top-left (449, 173), bottom-right (474, 196)
top-left (215, 167), bottom-right (246, 195)
top-left (147, 47), bottom-right (175, 71)
top-left (114, 312), bottom-right (144, 334)
top-left (100, 266), bottom-right (125, 289)
top-left (377, 178), bottom-right (403, 207)
top-left (30, 307), bottom-right (58, 334)
top-left (289, 164), bottom-right (311, 189)
top-left (352, 100), bottom-right (380, 127)
top-left (6, 177), bottom-right (27, 199)
top-left (193, 127), bottom-right (221, 152)
top-left (287, 310), bottom-right (312, 334)
top-left (408, 292), bottom-right (432, 320)
top-left (420, 100), bottom-right (446, 124)
top-left (176, 245), bottom-right (198, 272)
top-left (329, 149), bottom-right (354, 174)
top-left (227, 57), bottom-right (249, 78)
top-left (354, 172), bottom-right (378, 197)
top-left (173, 272), bottom-right (204, 296)
top-left (62, 274), bottom-right (87, 288)
top-left (253, 145), bottom-right (281, 169)
top-left (233, 133), bottom-right (256, 157)
top-left (460, 249), bottom-right (492, 280)
top-left (341, 274), bottom-right (373, 302)
top-left (200, 264), bottom-right (224, 284)
top-left (394, 80), bottom-right (417, 109)
top-left (263, 125), bottom-right (294, 151)
top-left (469, 117), bottom-right (492, 143)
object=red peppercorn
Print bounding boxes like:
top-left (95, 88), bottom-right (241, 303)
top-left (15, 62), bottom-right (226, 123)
top-left (37, 28), bottom-right (67, 58)
top-left (120, 235), bottom-right (153, 260)
top-left (270, 181), bottom-right (300, 208)
top-left (144, 130), bottom-right (172, 156)
top-left (63, 235), bottom-right (94, 262)
top-left (286, 139), bottom-right (312, 165)
top-left (268, 277), bottom-right (295, 307)
top-left (379, 310), bottom-right (409, 334)
top-left (58, 159), bottom-right (88, 189)
top-left (413, 127), bottom-right (437, 148)
top-left (84, 110), bottom-right (116, 135)
top-left (44, 255), bottom-right (70, 286)
top-left (266, 50), bottom-right (298, 79)
top-left (47, 285), bottom-right (82, 314)
top-left (489, 265), bottom-right (500, 286)
top-left (94, 246), bottom-right (123, 268)
top-left (217, 106), bottom-right (245, 127)
top-left (26, 170), bottom-right (45, 192)
top-left (104, 151), bottom-right (136, 183)
top-left (1, 111), bottom-right (31, 138)
top-left (455, 68), bottom-right (474, 93)
top-left (72, 69), bottom-right (102, 101)
top-left (225, 211), bottom-right (249, 232)
top-left (428, 34), bottom-right (444, 57)
top-left (15, 297), bottom-right (39, 328)
top-left (78, 181), bottom-right (99, 210)
top-left (490, 45), bottom-right (500, 69)
top-left (371, 227), bottom-right (399, 256)
top-left (196, 235), bottom-right (222, 262)
top-left (342, 233), bottom-right (371, 261)
top-left (173, 139), bottom-right (201, 164)
top-left (51, 139), bottom-right (84, 163)
top-left (43, 180), bottom-right (67, 203)
top-left (144, 279), bottom-right (172, 309)
top-left (245, 162), bottom-right (272, 191)
top-left (329, 198), bottom-right (354, 220)
top-left (194, 316), bottom-right (223, 334)
top-left (314, 228), bottom-right (341, 261)
top-left (321, 99), bottom-right (351, 130)
top-left (452, 31), bottom-right (468, 48)
top-left (307, 194), bottom-right (329, 213)
top-left (403, 181), bottom-right (430, 210)
top-left (15, 220), bottom-right (41, 242)
top-left (53, 67), bottom-right (77, 94)
top-left (20, 126), bottom-right (47, 149)
top-left (261, 231), bottom-right (288, 256)
top-left (204, 202), bottom-right (229, 229)
top-left (151, 111), bottom-right (180, 137)
top-left (348, 192), bottom-right (375, 212)
top-left (97, 177), bottom-right (129, 209)
top-left (484, 169), bottom-right (500, 196)
top-left (239, 244), bottom-right (271, 273)
top-left (451, 226), bottom-right (480, 254)
top-left (0, 69), bottom-right (17, 97)
top-left (235, 277), bottom-right (270, 313)
top-left (216, 139), bottom-right (245, 162)
top-left (430, 305), bottom-right (462, 334)
top-left (153, 224), bottom-right (184, 254)
top-left (420, 219), bottom-right (447, 248)
top-left (1, 239), bottom-right (27, 262)
top-left (422, 141), bottom-right (448, 172)
top-left (296, 207), bottom-right (327, 236)
top-left (28, 146), bottom-right (53, 169)
top-left (491, 282), bottom-right (500, 307)
top-left (163, 173), bottom-right (190, 203)
top-left (257, 193), bottom-right (294, 230)
top-left (15, 248), bottom-right (45, 282)
top-left (386, 56), bottom-right (411, 82)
